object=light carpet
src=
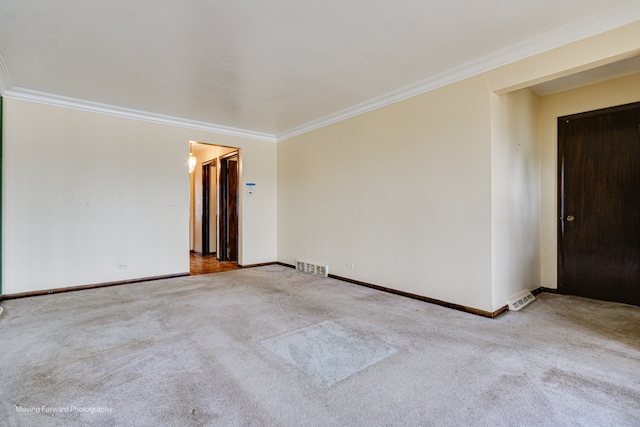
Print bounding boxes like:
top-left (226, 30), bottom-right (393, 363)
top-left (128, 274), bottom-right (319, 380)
top-left (0, 268), bottom-right (639, 426)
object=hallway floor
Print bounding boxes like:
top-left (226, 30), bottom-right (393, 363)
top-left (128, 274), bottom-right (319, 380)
top-left (190, 252), bottom-right (238, 275)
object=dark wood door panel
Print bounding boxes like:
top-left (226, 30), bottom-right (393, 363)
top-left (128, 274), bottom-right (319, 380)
top-left (218, 153), bottom-right (239, 262)
top-left (227, 158), bottom-right (238, 262)
top-left (202, 162), bottom-right (211, 255)
top-left (559, 103), bottom-right (640, 305)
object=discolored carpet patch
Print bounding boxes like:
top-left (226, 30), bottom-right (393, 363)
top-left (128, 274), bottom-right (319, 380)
top-left (262, 320), bottom-right (397, 385)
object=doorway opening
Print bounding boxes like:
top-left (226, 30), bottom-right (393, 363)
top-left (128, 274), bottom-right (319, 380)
top-left (189, 142), bottom-right (240, 275)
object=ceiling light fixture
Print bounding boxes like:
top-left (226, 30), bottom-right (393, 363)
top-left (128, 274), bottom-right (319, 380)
top-left (188, 142), bottom-right (197, 173)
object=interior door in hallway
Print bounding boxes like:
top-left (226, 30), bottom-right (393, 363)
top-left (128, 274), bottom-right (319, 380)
top-left (201, 160), bottom-right (217, 255)
top-left (219, 153), bottom-right (239, 262)
top-left (558, 102), bottom-right (640, 306)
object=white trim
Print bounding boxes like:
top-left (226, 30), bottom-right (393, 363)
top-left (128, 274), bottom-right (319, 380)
top-left (2, 88), bottom-right (278, 143)
top-left (277, 3), bottom-right (640, 141)
top-left (0, 52), bottom-right (13, 95)
top-left (2, 3), bottom-right (639, 142)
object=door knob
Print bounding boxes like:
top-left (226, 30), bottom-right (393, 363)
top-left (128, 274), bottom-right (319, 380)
top-left (566, 215), bottom-right (575, 222)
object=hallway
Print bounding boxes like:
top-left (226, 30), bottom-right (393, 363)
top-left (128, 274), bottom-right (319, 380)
top-left (190, 253), bottom-right (238, 275)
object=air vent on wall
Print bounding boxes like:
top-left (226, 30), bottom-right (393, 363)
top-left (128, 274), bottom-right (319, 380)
top-left (507, 290), bottom-right (536, 311)
top-left (295, 260), bottom-right (329, 277)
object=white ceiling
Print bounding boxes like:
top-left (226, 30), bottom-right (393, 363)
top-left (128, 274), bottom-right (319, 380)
top-left (1, 1), bottom-right (639, 141)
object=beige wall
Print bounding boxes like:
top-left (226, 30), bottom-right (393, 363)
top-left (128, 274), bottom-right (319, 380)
top-left (279, 75), bottom-right (495, 311)
top-left (278, 22), bottom-right (640, 313)
top-left (3, 21), bottom-right (639, 310)
top-left (2, 99), bottom-right (277, 294)
top-left (486, 22), bottom-right (640, 94)
top-left (538, 72), bottom-right (640, 288)
top-left (491, 88), bottom-right (541, 310)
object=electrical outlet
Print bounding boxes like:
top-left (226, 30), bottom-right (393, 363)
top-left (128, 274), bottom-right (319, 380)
top-left (117, 263), bottom-right (128, 270)
top-left (346, 263), bottom-right (355, 269)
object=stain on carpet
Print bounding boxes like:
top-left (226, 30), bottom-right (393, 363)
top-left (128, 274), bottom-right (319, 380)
top-left (254, 265), bottom-right (287, 272)
top-left (543, 367), bottom-right (640, 409)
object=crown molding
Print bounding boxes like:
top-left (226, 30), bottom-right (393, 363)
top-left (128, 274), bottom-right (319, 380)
top-left (2, 3), bottom-right (638, 143)
top-left (277, 2), bottom-right (640, 141)
top-left (2, 88), bottom-right (278, 143)
top-left (0, 52), bottom-right (14, 95)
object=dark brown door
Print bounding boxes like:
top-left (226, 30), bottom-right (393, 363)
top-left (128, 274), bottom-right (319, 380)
top-left (558, 102), bottom-right (640, 306)
top-left (227, 157), bottom-right (238, 261)
top-left (201, 160), bottom-right (216, 255)
top-left (218, 153), bottom-right (239, 262)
